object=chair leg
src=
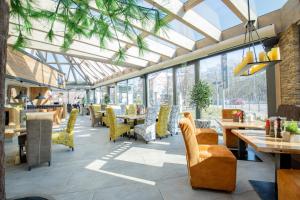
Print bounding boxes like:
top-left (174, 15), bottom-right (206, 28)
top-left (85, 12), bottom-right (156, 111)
top-left (71, 147), bottom-right (74, 151)
top-left (28, 166), bottom-right (31, 171)
top-left (110, 137), bottom-right (111, 141)
top-left (48, 161), bottom-right (51, 166)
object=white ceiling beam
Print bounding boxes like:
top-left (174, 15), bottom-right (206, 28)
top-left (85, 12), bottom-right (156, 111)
top-left (222, 0), bottom-right (257, 23)
top-left (184, 0), bottom-right (204, 11)
top-left (146, 0), bottom-right (222, 42)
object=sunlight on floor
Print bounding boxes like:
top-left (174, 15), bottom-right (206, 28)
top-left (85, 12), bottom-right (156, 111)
top-left (114, 147), bottom-right (186, 167)
top-left (85, 159), bottom-right (156, 186)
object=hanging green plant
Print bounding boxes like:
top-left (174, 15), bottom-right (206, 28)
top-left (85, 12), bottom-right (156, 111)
top-left (9, 0), bottom-right (168, 63)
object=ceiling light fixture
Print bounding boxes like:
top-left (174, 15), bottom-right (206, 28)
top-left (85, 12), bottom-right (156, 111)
top-left (233, 0), bottom-right (281, 76)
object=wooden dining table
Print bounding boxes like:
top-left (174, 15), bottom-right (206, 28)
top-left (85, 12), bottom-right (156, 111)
top-left (231, 129), bottom-right (300, 199)
top-left (218, 120), bottom-right (265, 161)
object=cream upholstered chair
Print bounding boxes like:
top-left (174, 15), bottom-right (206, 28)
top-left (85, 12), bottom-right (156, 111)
top-left (52, 109), bottom-right (78, 151)
top-left (168, 105), bottom-right (180, 136)
top-left (134, 107), bottom-right (157, 143)
top-left (89, 104), bottom-right (101, 127)
top-left (26, 112), bottom-right (53, 171)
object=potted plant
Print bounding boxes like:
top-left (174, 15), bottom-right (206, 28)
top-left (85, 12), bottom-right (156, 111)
top-left (284, 121), bottom-right (300, 142)
top-left (190, 80), bottom-right (212, 124)
top-left (104, 94), bottom-right (110, 105)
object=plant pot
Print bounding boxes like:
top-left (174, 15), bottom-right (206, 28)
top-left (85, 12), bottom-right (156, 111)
top-left (281, 131), bottom-right (290, 142)
top-left (290, 134), bottom-right (300, 143)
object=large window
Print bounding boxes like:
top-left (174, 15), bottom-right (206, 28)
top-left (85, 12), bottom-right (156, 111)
top-left (226, 48), bottom-right (267, 119)
top-left (128, 77), bottom-right (144, 105)
top-left (199, 46), bottom-right (268, 120)
top-left (148, 69), bottom-right (173, 106)
top-left (116, 81), bottom-right (127, 105)
top-left (99, 86), bottom-right (108, 104)
top-left (109, 85), bottom-right (116, 104)
top-left (176, 63), bottom-right (195, 116)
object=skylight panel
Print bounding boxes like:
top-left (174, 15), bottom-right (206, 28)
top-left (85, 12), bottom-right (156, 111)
top-left (146, 35), bottom-right (177, 49)
top-left (193, 0), bottom-right (241, 30)
top-left (168, 19), bottom-right (205, 41)
top-left (252, 0), bottom-right (287, 16)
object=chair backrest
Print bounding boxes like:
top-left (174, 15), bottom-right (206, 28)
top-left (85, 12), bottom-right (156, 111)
top-left (183, 112), bottom-right (196, 133)
top-left (126, 104), bottom-right (137, 115)
top-left (107, 107), bottom-right (117, 135)
top-left (145, 107), bottom-right (157, 127)
top-left (276, 105), bottom-right (300, 121)
top-left (26, 112), bottom-right (53, 166)
top-left (92, 104), bottom-right (101, 113)
top-left (156, 105), bottom-right (171, 135)
top-left (66, 109), bottom-right (78, 133)
top-left (222, 109), bottom-right (243, 119)
top-left (168, 105), bottom-right (180, 125)
top-left (179, 118), bottom-right (199, 167)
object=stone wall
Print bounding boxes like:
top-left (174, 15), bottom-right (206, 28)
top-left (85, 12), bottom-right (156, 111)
top-left (278, 23), bottom-right (300, 105)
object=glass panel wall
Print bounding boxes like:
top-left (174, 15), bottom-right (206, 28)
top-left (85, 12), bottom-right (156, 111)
top-left (116, 81), bottom-right (128, 105)
top-left (109, 85), bottom-right (116, 104)
top-left (199, 55), bottom-right (223, 120)
top-left (148, 69), bottom-right (173, 107)
top-left (226, 48), bottom-right (268, 119)
top-left (199, 46), bottom-right (268, 120)
top-left (100, 86), bottom-right (108, 104)
top-left (128, 77), bottom-right (144, 105)
top-left (176, 63), bottom-right (195, 117)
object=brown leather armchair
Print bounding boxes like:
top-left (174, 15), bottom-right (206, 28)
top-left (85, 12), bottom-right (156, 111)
top-left (179, 118), bottom-right (237, 192)
top-left (183, 112), bottom-right (218, 145)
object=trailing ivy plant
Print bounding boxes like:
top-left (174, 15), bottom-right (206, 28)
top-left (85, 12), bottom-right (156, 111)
top-left (9, 0), bottom-right (168, 63)
top-left (190, 80), bottom-right (212, 112)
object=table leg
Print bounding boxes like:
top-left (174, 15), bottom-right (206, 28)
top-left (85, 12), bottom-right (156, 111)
top-left (238, 138), bottom-right (247, 159)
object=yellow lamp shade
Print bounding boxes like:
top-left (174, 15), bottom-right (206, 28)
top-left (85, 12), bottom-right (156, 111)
top-left (245, 51), bottom-right (254, 63)
top-left (249, 64), bottom-right (267, 74)
top-left (259, 52), bottom-right (266, 62)
top-left (271, 47), bottom-right (280, 60)
top-left (234, 60), bottom-right (247, 76)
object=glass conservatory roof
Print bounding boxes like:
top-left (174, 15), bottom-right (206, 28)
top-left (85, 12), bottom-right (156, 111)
top-left (8, 0), bottom-right (288, 86)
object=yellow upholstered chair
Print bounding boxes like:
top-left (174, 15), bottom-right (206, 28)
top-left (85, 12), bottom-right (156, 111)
top-left (156, 105), bottom-right (171, 138)
top-left (52, 109), bottom-right (78, 151)
top-left (179, 118), bottom-right (236, 192)
top-left (183, 112), bottom-right (218, 145)
top-left (107, 107), bottom-right (131, 142)
top-left (126, 104), bottom-right (137, 115)
top-left (125, 104), bottom-right (137, 128)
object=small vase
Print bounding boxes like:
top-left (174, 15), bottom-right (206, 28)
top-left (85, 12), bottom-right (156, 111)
top-left (281, 131), bottom-right (290, 142)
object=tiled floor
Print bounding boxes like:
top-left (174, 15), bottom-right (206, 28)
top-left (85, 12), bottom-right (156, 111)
top-left (5, 115), bottom-right (275, 200)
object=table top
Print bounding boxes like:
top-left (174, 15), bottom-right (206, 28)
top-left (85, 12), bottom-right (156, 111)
top-left (218, 119), bottom-right (265, 129)
top-left (116, 114), bottom-right (145, 120)
top-left (96, 110), bottom-right (106, 113)
top-left (231, 129), bottom-right (300, 154)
